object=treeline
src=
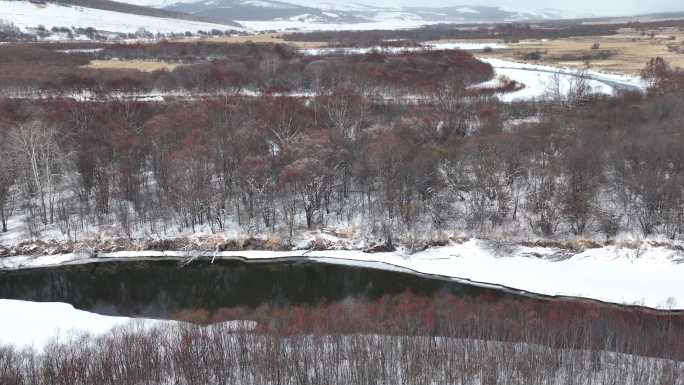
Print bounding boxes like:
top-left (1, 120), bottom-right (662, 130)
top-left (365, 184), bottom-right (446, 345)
top-left (283, 22), bottom-right (622, 46)
top-left (0, 43), bottom-right (493, 95)
top-left (0, 45), bottom-right (93, 92)
top-left (95, 41), bottom-right (295, 63)
top-left (283, 18), bottom-right (684, 47)
top-left (0, 19), bottom-right (32, 42)
top-left (2, 292), bottom-right (684, 384)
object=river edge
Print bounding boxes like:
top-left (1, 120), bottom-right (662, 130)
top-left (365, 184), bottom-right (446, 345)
top-left (2, 238), bottom-right (683, 312)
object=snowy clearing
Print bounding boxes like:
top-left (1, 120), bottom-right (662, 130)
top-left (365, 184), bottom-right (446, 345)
top-left (300, 41), bottom-right (506, 56)
top-left (0, 299), bottom-right (258, 349)
top-left (236, 19), bottom-right (435, 32)
top-left (425, 41), bottom-right (507, 50)
top-left (0, 299), bottom-right (166, 348)
top-left (2, 239), bottom-right (683, 310)
top-left (0, 0), bottom-right (238, 34)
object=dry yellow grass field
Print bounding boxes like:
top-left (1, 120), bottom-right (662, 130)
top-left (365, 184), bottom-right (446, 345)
top-left (476, 28), bottom-right (684, 74)
top-left (85, 27), bottom-right (684, 75)
top-left (85, 60), bottom-right (182, 72)
top-left (84, 35), bottom-right (325, 73)
top-left (176, 33), bottom-right (327, 48)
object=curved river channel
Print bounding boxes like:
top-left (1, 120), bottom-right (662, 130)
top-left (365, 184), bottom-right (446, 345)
top-left (0, 259), bottom-right (509, 319)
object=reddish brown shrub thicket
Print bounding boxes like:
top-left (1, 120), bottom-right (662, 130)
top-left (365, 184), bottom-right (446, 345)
top-left (0, 43), bottom-right (494, 96)
top-left (1, 292), bottom-right (683, 385)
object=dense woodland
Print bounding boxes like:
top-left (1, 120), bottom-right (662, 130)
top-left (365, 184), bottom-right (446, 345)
top-left (0, 42), bottom-right (683, 246)
top-left (0, 43), bottom-right (495, 96)
top-left (1, 292), bottom-right (684, 384)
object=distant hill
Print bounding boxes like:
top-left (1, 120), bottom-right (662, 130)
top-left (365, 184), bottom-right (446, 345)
top-left (0, 0), bottom-right (242, 35)
top-left (98, 0), bottom-right (684, 32)
top-left (57, 0), bottom-right (240, 25)
top-left (156, 1), bottom-right (588, 29)
top-left (401, 6), bottom-right (585, 23)
top-left (165, 0), bottom-right (367, 24)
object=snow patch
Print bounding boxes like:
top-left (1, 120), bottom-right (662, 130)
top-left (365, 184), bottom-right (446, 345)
top-left (0, 299), bottom-right (258, 349)
top-left (455, 7), bottom-right (479, 14)
top-left (299, 42), bottom-right (505, 56)
top-left (0, 299), bottom-right (165, 348)
top-left (236, 18), bottom-right (433, 32)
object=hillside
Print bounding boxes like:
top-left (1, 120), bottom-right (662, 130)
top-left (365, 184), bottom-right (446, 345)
top-left (160, 1), bottom-right (587, 30)
top-left (57, 0), bottom-right (230, 23)
top-left (165, 0), bottom-right (366, 24)
top-left (0, 0), bottom-right (241, 36)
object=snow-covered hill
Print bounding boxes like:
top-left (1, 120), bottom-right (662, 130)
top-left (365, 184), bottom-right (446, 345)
top-left (0, 0), bottom-right (240, 35)
top-left (165, 0), bottom-right (368, 25)
top-left (111, 0), bottom-right (588, 30)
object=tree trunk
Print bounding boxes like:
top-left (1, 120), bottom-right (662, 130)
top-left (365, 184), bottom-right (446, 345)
top-left (305, 207), bottom-right (313, 230)
top-left (1, 207), bottom-right (6, 233)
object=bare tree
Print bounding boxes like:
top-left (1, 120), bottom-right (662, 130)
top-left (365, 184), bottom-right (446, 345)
top-left (544, 71), bottom-right (592, 110)
top-left (10, 121), bottom-right (62, 226)
top-left (433, 78), bottom-right (472, 138)
top-left (0, 131), bottom-right (17, 232)
top-left (560, 134), bottom-right (604, 235)
top-left (322, 89), bottom-right (368, 139)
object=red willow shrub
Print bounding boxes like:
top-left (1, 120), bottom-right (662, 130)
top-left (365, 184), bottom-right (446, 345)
top-left (1, 292), bottom-right (684, 385)
top-left (0, 42), bottom-right (495, 96)
top-left (226, 291), bottom-right (684, 361)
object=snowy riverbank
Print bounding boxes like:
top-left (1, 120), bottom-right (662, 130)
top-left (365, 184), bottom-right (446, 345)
top-left (0, 299), bottom-right (166, 348)
top-left (0, 299), bottom-right (257, 349)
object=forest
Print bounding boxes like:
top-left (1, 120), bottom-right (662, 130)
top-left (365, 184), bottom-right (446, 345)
top-left (0, 42), bottom-right (683, 248)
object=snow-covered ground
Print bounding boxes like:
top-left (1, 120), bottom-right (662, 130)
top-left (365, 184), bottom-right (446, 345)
top-left (2, 239), bottom-right (682, 310)
top-left (236, 19), bottom-right (434, 32)
top-left (300, 41), bottom-right (506, 56)
top-left (0, 0), bottom-right (238, 34)
top-left (0, 299), bottom-right (258, 349)
top-left (55, 48), bottom-right (105, 54)
top-left (0, 299), bottom-right (167, 348)
top-left (426, 41), bottom-right (507, 50)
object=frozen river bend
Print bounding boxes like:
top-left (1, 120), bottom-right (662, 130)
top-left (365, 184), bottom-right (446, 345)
top-left (478, 58), bottom-right (647, 101)
top-left (298, 44), bottom-right (647, 101)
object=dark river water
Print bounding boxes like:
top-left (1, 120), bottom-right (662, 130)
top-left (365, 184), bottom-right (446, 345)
top-left (0, 260), bottom-right (503, 319)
